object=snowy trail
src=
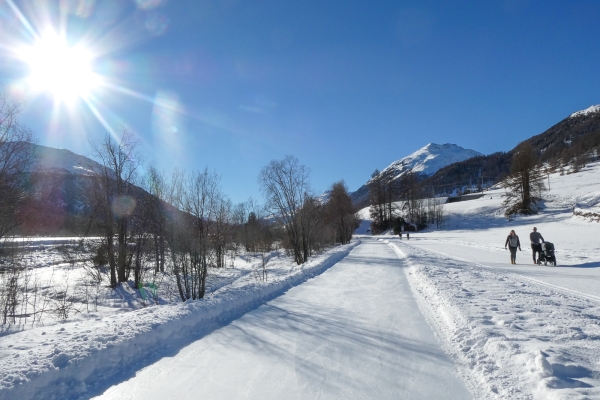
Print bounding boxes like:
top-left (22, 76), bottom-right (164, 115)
top-left (93, 239), bottom-right (471, 400)
top-left (389, 239), bottom-right (600, 399)
top-left (403, 238), bottom-right (600, 301)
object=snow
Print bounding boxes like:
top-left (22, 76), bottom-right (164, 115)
top-left (0, 243), bottom-right (358, 400)
top-left (2, 158), bottom-right (600, 399)
top-left (92, 239), bottom-right (471, 400)
top-left (378, 143), bottom-right (483, 179)
top-left (355, 160), bottom-right (600, 399)
top-left (569, 105), bottom-right (600, 118)
top-left (389, 240), bottom-right (600, 399)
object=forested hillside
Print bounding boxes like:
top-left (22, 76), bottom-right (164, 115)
top-left (421, 152), bottom-right (512, 195)
top-left (525, 105), bottom-right (600, 166)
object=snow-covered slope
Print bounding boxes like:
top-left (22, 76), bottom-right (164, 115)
top-left (378, 143), bottom-right (482, 180)
top-left (569, 104), bottom-right (600, 118)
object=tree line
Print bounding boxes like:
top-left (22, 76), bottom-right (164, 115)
top-left (367, 170), bottom-right (446, 234)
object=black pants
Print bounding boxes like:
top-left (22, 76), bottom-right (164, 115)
top-left (531, 244), bottom-right (542, 262)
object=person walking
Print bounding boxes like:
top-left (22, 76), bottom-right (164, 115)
top-left (407, 232), bottom-right (410, 240)
top-left (530, 227), bottom-right (545, 264)
top-left (504, 230), bottom-right (521, 264)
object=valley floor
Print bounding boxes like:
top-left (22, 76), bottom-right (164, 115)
top-left (1, 162), bottom-right (599, 400)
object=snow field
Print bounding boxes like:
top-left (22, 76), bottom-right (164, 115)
top-left (0, 241), bottom-right (359, 400)
top-left (387, 240), bottom-right (600, 400)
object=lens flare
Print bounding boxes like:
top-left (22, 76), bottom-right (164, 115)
top-left (111, 195), bottom-right (136, 218)
top-left (20, 34), bottom-right (100, 103)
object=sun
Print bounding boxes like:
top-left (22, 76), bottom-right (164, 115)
top-left (20, 34), bottom-right (100, 103)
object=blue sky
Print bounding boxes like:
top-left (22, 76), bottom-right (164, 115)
top-left (1, 0), bottom-right (599, 203)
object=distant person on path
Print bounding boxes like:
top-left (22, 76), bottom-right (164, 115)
top-left (530, 227), bottom-right (545, 264)
top-left (399, 232), bottom-right (402, 240)
top-left (407, 232), bottom-right (410, 240)
top-left (504, 230), bottom-right (521, 264)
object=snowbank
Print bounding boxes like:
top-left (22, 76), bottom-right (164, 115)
top-left (0, 241), bottom-right (359, 400)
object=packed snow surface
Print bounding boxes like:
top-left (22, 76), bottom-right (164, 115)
top-left (93, 240), bottom-right (470, 400)
top-left (0, 243), bottom-right (359, 400)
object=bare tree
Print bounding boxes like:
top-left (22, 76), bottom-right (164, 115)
top-left (165, 168), bottom-right (222, 301)
top-left (0, 89), bottom-right (36, 239)
top-left (368, 170), bottom-right (398, 233)
top-left (259, 156), bottom-right (312, 264)
top-left (89, 130), bottom-right (140, 288)
top-left (503, 143), bottom-right (545, 216)
top-left (394, 171), bottom-right (429, 228)
top-left (324, 181), bottom-right (357, 244)
top-left (368, 170), bottom-right (386, 233)
top-left (143, 166), bottom-right (168, 273)
top-left (212, 196), bottom-right (234, 269)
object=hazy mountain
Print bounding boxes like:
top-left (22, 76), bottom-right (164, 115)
top-left (27, 143), bottom-right (106, 175)
top-left (13, 143), bottom-right (148, 235)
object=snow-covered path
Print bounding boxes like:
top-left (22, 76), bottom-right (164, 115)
top-left (93, 239), bottom-right (471, 400)
top-left (404, 237), bottom-right (600, 301)
top-left (390, 238), bottom-right (600, 399)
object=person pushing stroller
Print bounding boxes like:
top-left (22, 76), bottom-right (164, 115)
top-left (530, 227), bottom-right (544, 264)
top-left (504, 230), bottom-right (521, 264)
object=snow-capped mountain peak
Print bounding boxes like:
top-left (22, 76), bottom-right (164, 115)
top-left (376, 143), bottom-right (482, 181)
top-left (569, 105), bottom-right (600, 118)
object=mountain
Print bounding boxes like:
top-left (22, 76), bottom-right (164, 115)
top-left (377, 143), bottom-right (482, 180)
top-left (419, 104), bottom-right (600, 197)
top-left (420, 151), bottom-right (513, 196)
top-left (11, 143), bottom-right (154, 235)
top-left (350, 143), bottom-right (483, 205)
top-left (28, 143), bottom-right (105, 175)
top-left (526, 104), bottom-right (600, 165)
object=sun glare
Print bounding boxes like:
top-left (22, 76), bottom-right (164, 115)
top-left (21, 35), bottom-right (99, 103)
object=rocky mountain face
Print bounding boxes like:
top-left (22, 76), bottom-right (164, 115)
top-left (350, 143), bottom-right (482, 205)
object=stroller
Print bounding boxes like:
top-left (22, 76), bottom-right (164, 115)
top-left (537, 242), bottom-right (557, 266)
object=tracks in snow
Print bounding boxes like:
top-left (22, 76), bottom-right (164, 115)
top-left (404, 242), bottom-right (600, 305)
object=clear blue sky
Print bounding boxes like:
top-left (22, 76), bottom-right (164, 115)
top-left (1, 0), bottom-right (599, 203)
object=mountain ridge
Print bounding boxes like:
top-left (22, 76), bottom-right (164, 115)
top-left (419, 104), bottom-right (600, 198)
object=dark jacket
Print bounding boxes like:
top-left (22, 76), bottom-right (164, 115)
top-left (530, 231), bottom-right (544, 244)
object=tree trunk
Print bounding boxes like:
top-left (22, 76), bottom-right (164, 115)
top-left (117, 218), bottom-right (128, 282)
